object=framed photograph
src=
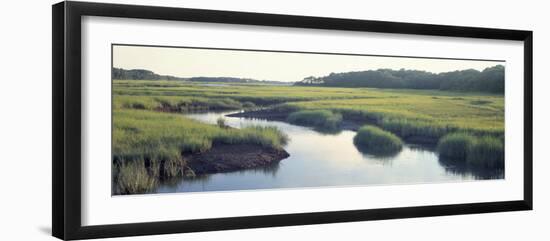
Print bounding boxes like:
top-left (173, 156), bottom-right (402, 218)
top-left (52, 1), bottom-right (533, 240)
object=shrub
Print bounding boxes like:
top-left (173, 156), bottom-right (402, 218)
top-left (353, 125), bottom-right (403, 155)
top-left (287, 110), bottom-right (342, 130)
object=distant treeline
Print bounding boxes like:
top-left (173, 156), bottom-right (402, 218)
top-left (188, 77), bottom-right (288, 85)
top-left (112, 68), bottom-right (289, 85)
top-left (295, 65), bottom-right (504, 93)
top-left (112, 68), bottom-right (186, 81)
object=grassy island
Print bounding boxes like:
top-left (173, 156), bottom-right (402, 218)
top-left (353, 125), bottom-right (403, 155)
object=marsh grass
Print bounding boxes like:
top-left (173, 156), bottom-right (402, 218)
top-left (216, 117), bottom-right (227, 128)
top-left (467, 136), bottom-right (504, 168)
top-left (284, 91), bottom-right (503, 136)
top-left (353, 125), bottom-right (403, 155)
top-left (470, 100), bottom-right (492, 105)
top-left (437, 133), bottom-right (474, 161)
top-left (146, 158), bottom-right (187, 179)
top-left (113, 80), bottom-right (503, 158)
top-left (112, 108), bottom-right (289, 194)
top-left (111, 80), bottom-right (505, 193)
top-left (113, 161), bottom-right (157, 195)
top-left (280, 93), bottom-right (503, 143)
top-left (113, 109), bottom-right (289, 161)
top-left (113, 79), bottom-right (379, 104)
top-left (380, 118), bottom-right (453, 142)
top-left (437, 133), bottom-right (504, 168)
top-left (213, 126), bottom-right (289, 149)
top-left (115, 95), bottom-right (245, 112)
top-left (114, 80), bottom-right (504, 142)
top-left (287, 110), bottom-right (342, 130)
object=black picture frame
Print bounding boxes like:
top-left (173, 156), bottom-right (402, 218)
top-left (52, 1), bottom-right (533, 240)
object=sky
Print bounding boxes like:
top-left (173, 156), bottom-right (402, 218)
top-left (113, 45), bottom-right (503, 83)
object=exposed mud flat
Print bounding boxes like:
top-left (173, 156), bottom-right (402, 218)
top-left (185, 143), bottom-right (290, 174)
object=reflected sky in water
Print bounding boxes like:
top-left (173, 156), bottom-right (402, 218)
top-left (155, 111), bottom-right (503, 193)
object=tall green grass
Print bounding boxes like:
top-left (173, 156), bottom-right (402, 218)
top-left (114, 95), bottom-right (250, 112)
top-left (283, 91), bottom-right (504, 141)
top-left (212, 126), bottom-right (289, 148)
top-left (467, 136), bottom-right (504, 168)
top-left (112, 161), bottom-right (157, 195)
top-left (437, 133), bottom-right (474, 161)
top-left (114, 80), bottom-right (504, 144)
top-left (112, 80), bottom-right (505, 193)
top-left (380, 118), bottom-right (452, 142)
top-left (437, 133), bottom-right (504, 168)
top-left (287, 110), bottom-right (342, 130)
top-left (353, 125), bottom-right (403, 155)
top-left (113, 109), bottom-right (288, 161)
top-left (276, 103), bottom-right (503, 144)
top-left (112, 109), bottom-right (289, 194)
top-left (113, 79), bottom-right (383, 104)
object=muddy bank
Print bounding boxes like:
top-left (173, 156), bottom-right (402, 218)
top-left (112, 142), bottom-right (289, 195)
top-left (185, 143), bottom-right (290, 174)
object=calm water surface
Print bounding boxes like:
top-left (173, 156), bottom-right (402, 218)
top-left (155, 111), bottom-right (503, 193)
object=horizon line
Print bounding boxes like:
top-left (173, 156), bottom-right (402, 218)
top-left (111, 64), bottom-right (504, 83)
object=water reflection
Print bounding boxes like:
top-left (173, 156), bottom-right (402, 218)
top-left (310, 126), bottom-right (343, 135)
top-left (353, 142), bottom-right (401, 161)
top-left (154, 110), bottom-right (504, 193)
top-left (438, 157), bottom-right (504, 179)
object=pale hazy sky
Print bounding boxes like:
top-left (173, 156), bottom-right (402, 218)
top-left (113, 45), bottom-right (503, 82)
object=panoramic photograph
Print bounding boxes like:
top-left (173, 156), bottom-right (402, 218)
top-left (111, 44), bottom-right (505, 195)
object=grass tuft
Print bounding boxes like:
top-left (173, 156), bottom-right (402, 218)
top-left (467, 136), bottom-right (504, 168)
top-left (437, 133), bottom-right (474, 161)
top-left (113, 161), bottom-right (157, 195)
top-left (437, 133), bottom-right (504, 167)
top-left (353, 125), bottom-right (403, 155)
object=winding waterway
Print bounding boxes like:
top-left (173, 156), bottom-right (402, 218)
top-left (155, 111), bottom-right (503, 193)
